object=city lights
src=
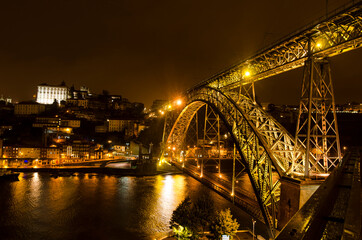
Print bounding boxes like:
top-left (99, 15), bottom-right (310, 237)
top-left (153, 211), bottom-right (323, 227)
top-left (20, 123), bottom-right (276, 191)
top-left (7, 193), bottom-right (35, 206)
top-left (0, 3), bottom-right (361, 239)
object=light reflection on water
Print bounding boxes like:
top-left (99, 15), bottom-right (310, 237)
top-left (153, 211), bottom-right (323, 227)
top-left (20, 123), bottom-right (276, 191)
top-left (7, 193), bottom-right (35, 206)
top-left (0, 173), bottom-right (266, 240)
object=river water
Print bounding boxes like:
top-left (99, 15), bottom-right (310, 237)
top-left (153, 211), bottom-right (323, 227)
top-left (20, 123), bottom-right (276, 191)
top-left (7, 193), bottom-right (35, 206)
top-left (0, 172), bottom-right (267, 240)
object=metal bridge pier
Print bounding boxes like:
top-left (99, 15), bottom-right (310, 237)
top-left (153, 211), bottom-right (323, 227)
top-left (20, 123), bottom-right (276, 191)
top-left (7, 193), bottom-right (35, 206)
top-left (295, 57), bottom-right (342, 177)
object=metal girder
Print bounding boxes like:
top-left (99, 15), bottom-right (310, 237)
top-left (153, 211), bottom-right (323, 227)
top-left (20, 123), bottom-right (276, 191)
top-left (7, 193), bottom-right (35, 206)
top-left (190, 1), bottom-right (362, 92)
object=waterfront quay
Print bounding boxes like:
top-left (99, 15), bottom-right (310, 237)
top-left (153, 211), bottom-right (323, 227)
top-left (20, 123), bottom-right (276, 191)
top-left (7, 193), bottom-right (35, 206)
top-left (1, 155), bottom-right (159, 176)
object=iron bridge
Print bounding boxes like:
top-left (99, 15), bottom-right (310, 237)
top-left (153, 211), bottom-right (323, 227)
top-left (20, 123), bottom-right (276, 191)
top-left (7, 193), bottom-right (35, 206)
top-left (161, 1), bottom-right (362, 239)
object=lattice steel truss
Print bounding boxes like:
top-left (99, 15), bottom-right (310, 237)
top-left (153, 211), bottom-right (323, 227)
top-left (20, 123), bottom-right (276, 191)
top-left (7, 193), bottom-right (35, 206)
top-left (295, 58), bottom-right (341, 176)
top-left (191, 1), bottom-right (362, 91)
top-left (160, 2), bottom-right (362, 238)
top-left (165, 87), bottom-right (306, 237)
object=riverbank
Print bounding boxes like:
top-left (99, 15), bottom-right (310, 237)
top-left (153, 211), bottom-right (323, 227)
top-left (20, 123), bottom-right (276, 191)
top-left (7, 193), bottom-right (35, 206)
top-left (1, 164), bottom-right (182, 177)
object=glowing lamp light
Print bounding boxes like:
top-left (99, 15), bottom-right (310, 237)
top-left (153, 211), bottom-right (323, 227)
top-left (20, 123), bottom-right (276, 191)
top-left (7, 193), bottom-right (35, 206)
top-left (231, 192), bottom-right (234, 196)
top-left (176, 99), bottom-right (182, 106)
top-left (167, 104), bottom-right (172, 110)
top-left (316, 42), bottom-right (322, 48)
top-left (244, 71), bottom-right (251, 77)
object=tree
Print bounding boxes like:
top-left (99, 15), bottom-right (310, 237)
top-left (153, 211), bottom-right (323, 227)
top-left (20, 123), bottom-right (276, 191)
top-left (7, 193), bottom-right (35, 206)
top-left (193, 194), bottom-right (215, 234)
top-left (170, 195), bottom-right (217, 239)
top-left (172, 225), bottom-right (193, 240)
top-left (170, 196), bottom-right (201, 239)
top-left (170, 196), bottom-right (193, 230)
top-left (210, 208), bottom-right (239, 240)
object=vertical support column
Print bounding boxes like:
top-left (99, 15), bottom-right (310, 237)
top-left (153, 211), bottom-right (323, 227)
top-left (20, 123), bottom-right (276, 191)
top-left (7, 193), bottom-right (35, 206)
top-left (217, 114), bottom-right (221, 176)
top-left (201, 105), bottom-right (208, 177)
top-left (231, 143), bottom-right (236, 202)
top-left (295, 57), bottom-right (341, 177)
top-left (305, 58), bottom-right (314, 178)
top-left (195, 111), bottom-right (199, 165)
top-left (252, 81), bottom-right (256, 104)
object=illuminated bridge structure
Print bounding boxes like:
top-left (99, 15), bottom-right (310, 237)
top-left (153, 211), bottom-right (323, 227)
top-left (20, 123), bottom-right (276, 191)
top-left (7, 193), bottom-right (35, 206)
top-left (161, 2), bottom-right (362, 239)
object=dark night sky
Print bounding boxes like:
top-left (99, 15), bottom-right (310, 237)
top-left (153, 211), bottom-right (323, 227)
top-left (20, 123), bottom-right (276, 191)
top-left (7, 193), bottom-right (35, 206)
top-left (0, 0), bottom-right (361, 107)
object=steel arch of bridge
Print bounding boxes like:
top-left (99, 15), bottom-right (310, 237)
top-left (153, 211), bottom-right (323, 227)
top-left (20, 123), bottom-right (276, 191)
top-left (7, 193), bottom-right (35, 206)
top-left (165, 87), bottom-right (318, 237)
